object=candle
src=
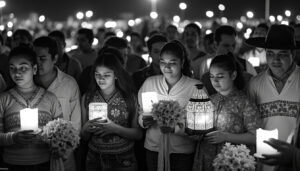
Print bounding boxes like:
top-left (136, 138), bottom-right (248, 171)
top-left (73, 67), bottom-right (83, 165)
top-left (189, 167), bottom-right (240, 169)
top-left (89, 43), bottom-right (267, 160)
top-left (89, 102), bottom-right (108, 120)
top-left (141, 92), bottom-right (158, 115)
top-left (20, 108), bottom-right (39, 131)
top-left (256, 128), bottom-right (278, 158)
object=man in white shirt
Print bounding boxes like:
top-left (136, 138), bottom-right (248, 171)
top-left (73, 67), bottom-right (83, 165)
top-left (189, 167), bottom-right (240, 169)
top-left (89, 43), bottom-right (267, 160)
top-left (246, 24), bottom-right (300, 171)
top-left (33, 36), bottom-right (81, 171)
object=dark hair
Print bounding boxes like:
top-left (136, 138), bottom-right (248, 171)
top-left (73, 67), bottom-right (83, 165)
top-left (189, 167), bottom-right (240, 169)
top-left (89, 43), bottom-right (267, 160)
top-left (104, 31), bottom-right (116, 40)
top-left (184, 23), bottom-right (201, 37)
top-left (0, 34), bottom-right (3, 45)
top-left (105, 36), bottom-right (128, 49)
top-left (214, 25), bottom-right (237, 44)
top-left (204, 33), bottom-right (214, 44)
top-left (160, 40), bottom-right (192, 77)
top-left (210, 53), bottom-right (245, 90)
top-left (147, 35), bottom-right (167, 52)
top-left (148, 30), bottom-right (160, 38)
top-left (294, 23), bottom-right (300, 29)
top-left (49, 30), bottom-right (66, 43)
top-left (8, 46), bottom-right (39, 87)
top-left (33, 36), bottom-right (58, 60)
top-left (98, 46), bottom-right (125, 66)
top-left (167, 24), bottom-right (178, 31)
top-left (88, 52), bottom-right (137, 124)
top-left (256, 23), bottom-right (269, 32)
top-left (130, 32), bottom-right (142, 40)
top-left (9, 46), bottom-right (37, 66)
top-left (13, 29), bottom-right (33, 42)
top-left (77, 28), bottom-right (94, 44)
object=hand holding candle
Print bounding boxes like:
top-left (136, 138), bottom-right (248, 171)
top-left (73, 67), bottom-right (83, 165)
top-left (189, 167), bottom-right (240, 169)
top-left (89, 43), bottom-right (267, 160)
top-left (260, 138), bottom-right (294, 166)
top-left (13, 130), bottom-right (37, 145)
top-left (255, 128), bottom-right (279, 158)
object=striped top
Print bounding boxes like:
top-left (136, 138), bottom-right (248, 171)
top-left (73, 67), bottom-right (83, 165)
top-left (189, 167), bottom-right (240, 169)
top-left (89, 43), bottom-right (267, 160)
top-left (0, 87), bottom-right (63, 165)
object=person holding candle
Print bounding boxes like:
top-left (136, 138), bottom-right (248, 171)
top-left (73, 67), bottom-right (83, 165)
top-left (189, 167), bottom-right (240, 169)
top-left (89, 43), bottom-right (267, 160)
top-left (259, 114), bottom-right (300, 171)
top-left (246, 24), bottom-right (300, 171)
top-left (81, 50), bottom-right (142, 171)
top-left (138, 40), bottom-right (200, 171)
top-left (0, 46), bottom-right (63, 171)
top-left (193, 53), bottom-right (260, 171)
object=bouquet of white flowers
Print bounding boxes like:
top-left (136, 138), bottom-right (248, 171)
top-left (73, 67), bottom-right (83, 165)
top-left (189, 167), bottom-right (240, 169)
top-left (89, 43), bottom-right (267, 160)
top-left (41, 118), bottom-right (80, 171)
top-left (213, 143), bottom-right (256, 171)
top-left (151, 100), bottom-right (186, 128)
top-left (151, 100), bottom-right (186, 171)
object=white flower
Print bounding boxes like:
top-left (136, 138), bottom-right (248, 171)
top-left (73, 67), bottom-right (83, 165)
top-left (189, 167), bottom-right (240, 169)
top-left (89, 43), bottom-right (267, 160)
top-left (41, 118), bottom-right (80, 159)
top-left (151, 100), bottom-right (186, 127)
top-left (213, 143), bottom-right (256, 171)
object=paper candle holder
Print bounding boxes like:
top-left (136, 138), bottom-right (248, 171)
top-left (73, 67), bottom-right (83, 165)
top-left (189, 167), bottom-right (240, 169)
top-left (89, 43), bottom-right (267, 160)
top-left (141, 92), bottom-right (158, 116)
top-left (89, 102), bottom-right (108, 120)
top-left (255, 128), bottom-right (279, 158)
top-left (185, 84), bottom-right (215, 135)
top-left (20, 108), bottom-right (39, 131)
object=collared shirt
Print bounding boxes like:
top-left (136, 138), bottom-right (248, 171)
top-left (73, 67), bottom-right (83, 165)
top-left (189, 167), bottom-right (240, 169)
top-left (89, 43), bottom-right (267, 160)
top-left (138, 75), bottom-right (201, 154)
top-left (268, 63), bottom-right (296, 94)
top-left (47, 68), bottom-right (82, 130)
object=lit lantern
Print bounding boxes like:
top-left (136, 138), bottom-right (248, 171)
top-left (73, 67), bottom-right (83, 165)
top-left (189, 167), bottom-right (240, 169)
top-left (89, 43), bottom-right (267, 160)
top-left (255, 128), bottom-right (279, 158)
top-left (185, 84), bottom-right (215, 135)
top-left (141, 92), bottom-right (158, 115)
top-left (20, 108), bottom-right (39, 131)
top-left (89, 102), bottom-right (108, 120)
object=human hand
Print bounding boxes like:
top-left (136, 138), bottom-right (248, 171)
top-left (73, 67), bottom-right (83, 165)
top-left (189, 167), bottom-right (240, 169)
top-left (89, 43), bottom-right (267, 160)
top-left (142, 115), bottom-right (156, 128)
top-left (204, 131), bottom-right (228, 144)
top-left (159, 126), bottom-right (174, 134)
top-left (82, 118), bottom-right (104, 133)
top-left (13, 130), bottom-right (37, 145)
top-left (94, 119), bottom-right (118, 137)
top-left (260, 138), bottom-right (294, 166)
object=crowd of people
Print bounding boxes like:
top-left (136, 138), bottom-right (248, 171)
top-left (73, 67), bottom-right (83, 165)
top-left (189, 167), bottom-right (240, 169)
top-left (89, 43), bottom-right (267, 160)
top-left (0, 20), bottom-right (299, 171)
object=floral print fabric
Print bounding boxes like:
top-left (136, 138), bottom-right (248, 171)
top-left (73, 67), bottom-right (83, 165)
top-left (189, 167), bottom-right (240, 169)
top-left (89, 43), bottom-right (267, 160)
top-left (193, 89), bottom-right (260, 171)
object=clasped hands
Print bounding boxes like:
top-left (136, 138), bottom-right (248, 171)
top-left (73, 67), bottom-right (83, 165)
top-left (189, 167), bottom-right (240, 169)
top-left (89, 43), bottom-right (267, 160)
top-left (142, 116), bottom-right (174, 134)
top-left (83, 118), bottom-right (117, 137)
top-left (13, 130), bottom-right (42, 145)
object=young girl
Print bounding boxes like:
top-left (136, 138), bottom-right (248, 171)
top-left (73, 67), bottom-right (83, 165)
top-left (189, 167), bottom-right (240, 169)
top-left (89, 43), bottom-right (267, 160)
top-left (193, 53), bottom-right (260, 171)
top-left (0, 46), bottom-right (62, 171)
top-left (138, 40), bottom-right (200, 171)
top-left (81, 51), bottom-right (142, 171)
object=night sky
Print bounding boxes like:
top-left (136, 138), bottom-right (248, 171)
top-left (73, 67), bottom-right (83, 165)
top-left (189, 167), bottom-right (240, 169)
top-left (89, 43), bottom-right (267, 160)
top-left (5, 0), bottom-right (300, 21)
